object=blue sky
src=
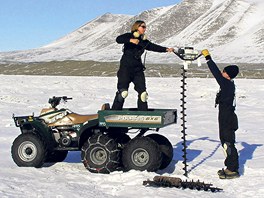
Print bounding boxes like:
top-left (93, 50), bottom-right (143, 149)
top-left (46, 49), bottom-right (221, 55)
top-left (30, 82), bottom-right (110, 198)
top-left (0, 0), bottom-right (180, 52)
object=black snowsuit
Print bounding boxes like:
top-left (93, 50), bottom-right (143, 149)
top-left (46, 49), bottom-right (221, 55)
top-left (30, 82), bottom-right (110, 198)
top-left (207, 59), bottom-right (239, 172)
top-left (112, 32), bottom-right (167, 110)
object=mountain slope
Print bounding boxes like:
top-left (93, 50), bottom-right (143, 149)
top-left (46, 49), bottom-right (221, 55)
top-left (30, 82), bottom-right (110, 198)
top-left (0, 0), bottom-right (263, 63)
top-left (160, 0), bottom-right (264, 62)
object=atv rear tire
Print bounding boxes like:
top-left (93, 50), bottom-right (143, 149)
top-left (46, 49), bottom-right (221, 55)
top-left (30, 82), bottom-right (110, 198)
top-left (11, 133), bottom-right (47, 168)
top-left (122, 136), bottom-right (162, 172)
top-left (81, 133), bottom-right (121, 174)
top-left (146, 134), bottom-right (173, 170)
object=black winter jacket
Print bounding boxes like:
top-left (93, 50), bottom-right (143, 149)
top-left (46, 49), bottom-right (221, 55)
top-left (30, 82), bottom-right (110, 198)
top-left (207, 59), bottom-right (236, 112)
top-left (116, 33), bottom-right (167, 71)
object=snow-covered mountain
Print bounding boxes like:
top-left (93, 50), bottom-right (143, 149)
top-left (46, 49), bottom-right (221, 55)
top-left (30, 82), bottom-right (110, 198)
top-left (0, 0), bottom-right (263, 63)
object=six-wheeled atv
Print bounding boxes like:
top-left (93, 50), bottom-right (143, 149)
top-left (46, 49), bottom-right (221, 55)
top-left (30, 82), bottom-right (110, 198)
top-left (11, 96), bottom-right (177, 174)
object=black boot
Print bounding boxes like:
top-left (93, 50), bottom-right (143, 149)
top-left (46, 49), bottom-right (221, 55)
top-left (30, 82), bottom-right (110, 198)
top-left (111, 92), bottom-right (124, 110)
top-left (137, 100), bottom-right (148, 111)
top-left (218, 168), bottom-right (240, 179)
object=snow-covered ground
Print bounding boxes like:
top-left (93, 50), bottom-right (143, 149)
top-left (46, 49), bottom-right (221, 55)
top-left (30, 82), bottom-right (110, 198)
top-left (0, 75), bottom-right (263, 198)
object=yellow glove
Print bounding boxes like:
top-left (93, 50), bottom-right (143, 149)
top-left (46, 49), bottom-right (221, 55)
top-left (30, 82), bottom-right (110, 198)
top-left (201, 49), bottom-right (210, 57)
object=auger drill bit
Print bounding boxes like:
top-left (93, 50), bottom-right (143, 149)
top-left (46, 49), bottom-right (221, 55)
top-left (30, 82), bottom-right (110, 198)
top-left (180, 66), bottom-right (188, 177)
top-left (143, 176), bottom-right (223, 192)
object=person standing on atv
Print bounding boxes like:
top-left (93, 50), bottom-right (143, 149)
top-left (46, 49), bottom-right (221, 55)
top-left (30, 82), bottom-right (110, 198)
top-left (201, 49), bottom-right (240, 179)
top-left (111, 20), bottom-right (174, 111)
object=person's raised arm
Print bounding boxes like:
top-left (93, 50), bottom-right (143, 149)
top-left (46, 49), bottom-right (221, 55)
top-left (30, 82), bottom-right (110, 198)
top-left (201, 49), bottom-right (225, 86)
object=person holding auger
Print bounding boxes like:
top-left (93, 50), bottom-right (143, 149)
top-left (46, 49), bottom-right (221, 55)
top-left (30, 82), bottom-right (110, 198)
top-left (201, 49), bottom-right (240, 179)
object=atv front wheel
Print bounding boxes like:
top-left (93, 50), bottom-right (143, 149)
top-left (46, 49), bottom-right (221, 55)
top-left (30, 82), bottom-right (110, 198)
top-left (81, 133), bottom-right (121, 174)
top-left (122, 137), bottom-right (162, 172)
top-left (146, 134), bottom-right (173, 170)
top-left (11, 133), bottom-right (47, 168)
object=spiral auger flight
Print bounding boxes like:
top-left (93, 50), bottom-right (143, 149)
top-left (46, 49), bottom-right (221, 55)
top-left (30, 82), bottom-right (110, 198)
top-left (180, 66), bottom-right (188, 177)
top-left (143, 176), bottom-right (223, 192)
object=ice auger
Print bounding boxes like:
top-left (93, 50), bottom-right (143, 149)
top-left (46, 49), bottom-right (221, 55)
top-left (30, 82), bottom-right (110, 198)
top-left (174, 47), bottom-right (201, 177)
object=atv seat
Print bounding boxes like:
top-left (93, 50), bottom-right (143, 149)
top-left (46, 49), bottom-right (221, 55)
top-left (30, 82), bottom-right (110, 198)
top-left (67, 113), bottom-right (98, 124)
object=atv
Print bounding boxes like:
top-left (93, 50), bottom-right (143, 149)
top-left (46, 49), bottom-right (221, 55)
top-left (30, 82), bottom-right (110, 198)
top-left (11, 96), bottom-right (177, 174)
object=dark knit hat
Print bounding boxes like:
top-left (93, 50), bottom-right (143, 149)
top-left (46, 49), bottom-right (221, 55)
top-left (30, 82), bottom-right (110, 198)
top-left (223, 65), bottom-right (239, 79)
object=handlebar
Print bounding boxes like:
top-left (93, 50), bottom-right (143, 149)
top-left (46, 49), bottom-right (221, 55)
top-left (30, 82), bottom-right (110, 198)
top-left (174, 47), bottom-right (202, 61)
top-left (48, 96), bottom-right (72, 108)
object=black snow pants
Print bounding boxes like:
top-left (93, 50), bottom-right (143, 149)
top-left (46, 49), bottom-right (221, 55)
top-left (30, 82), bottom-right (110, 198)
top-left (112, 66), bottom-right (147, 111)
top-left (218, 106), bottom-right (239, 172)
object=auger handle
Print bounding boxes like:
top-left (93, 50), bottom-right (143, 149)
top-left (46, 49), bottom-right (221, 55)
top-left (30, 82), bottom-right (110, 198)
top-left (173, 47), bottom-right (202, 61)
